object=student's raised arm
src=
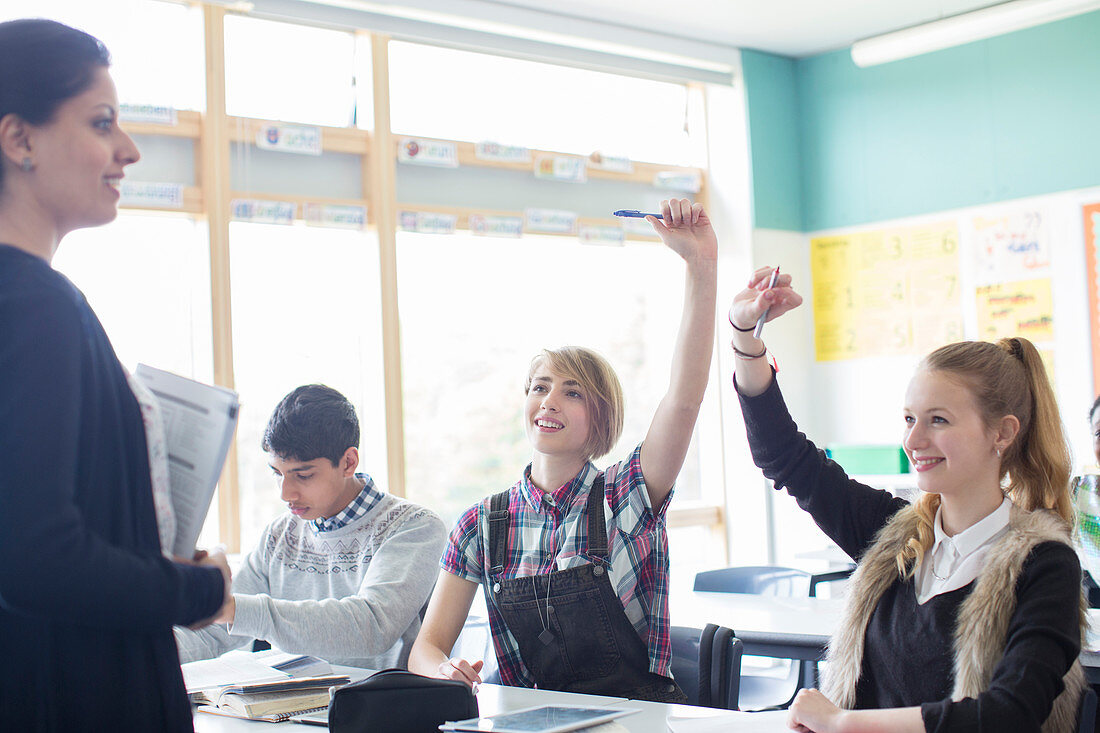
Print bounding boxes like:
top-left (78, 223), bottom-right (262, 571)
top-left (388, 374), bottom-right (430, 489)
top-left (408, 571), bottom-right (484, 687)
top-left (638, 198), bottom-right (718, 508)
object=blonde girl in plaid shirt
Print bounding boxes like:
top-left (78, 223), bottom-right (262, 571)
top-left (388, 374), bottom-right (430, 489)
top-left (409, 198), bottom-right (717, 699)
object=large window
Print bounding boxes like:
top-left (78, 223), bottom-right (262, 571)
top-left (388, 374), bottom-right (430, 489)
top-left (0, 0), bottom-right (205, 111)
top-left (389, 41), bottom-right (705, 166)
top-left (225, 15), bottom-right (358, 127)
top-left (397, 231), bottom-right (705, 523)
top-left (54, 214), bottom-right (213, 380)
top-left (7, 2), bottom-right (734, 566)
top-left (228, 223), bottom-right (387, 551)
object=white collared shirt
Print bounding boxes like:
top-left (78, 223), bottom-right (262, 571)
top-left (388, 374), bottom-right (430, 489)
top-left (915, 496), bottom-right (1013, 604)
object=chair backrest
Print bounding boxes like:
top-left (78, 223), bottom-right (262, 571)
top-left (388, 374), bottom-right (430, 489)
top-left (669, 624), bottom-right (743, 710)
top-left (694, 565), bottom-right (811, 596)
top-left (1077, 685), bottom-right (1097, 733)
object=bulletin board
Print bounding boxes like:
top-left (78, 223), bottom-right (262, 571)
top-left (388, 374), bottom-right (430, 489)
top-left (810, 221), bottom-right (962, 361)
top-left (1085, 202), bottom-right (1100, 394)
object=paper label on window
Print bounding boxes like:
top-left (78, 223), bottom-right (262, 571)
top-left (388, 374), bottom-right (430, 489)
top-left (399, 210), bottom-right (457, 235)
top-left (621, 217), bottom-right (656, 237)
top-left (119, 103), bottom-right (177, 125)
top-left (475, 141), bottom-right (530, 163)
top-left (119, 181), bottom-right (184, 209)
top-left (231, 199), bottom-right (296, 225)
top-left (399, 138), bottom-right (459, 167)
top-left (525, 208), bottom-right (577, 235)
top-left (579, 225), bottom-right (625, 246)
top-left (469, 214), bottom-right (523, 238)
top-left (304, 204), bottom-right (367, 230)
top-left (534, 155), bottom-right (587, 183)
top-left (256, 124), bottom-right (322, 156)
top-left (589, 153), bottom-right (634, 174)
top-left (654, 170), bottom-right (701, 192)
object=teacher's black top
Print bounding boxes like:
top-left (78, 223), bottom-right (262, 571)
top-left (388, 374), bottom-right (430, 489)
top-left (0, 244), bottom-right (224, 731)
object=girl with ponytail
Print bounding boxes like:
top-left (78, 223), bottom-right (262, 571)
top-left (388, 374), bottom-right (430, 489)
top-left (728, 268), bottom-right (1085, 733)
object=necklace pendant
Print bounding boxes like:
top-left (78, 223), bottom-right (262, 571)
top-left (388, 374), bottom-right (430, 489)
top-left (538, 628), bottom-right (555, 646)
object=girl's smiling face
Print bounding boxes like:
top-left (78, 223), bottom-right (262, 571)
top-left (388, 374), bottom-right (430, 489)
top-left (524, 364), bottom-right (591, 462)
top-left (903, 369), bottom-right (1004, 498)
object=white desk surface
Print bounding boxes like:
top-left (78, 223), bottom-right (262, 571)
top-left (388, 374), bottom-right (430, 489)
top-left (670, 591), bottom-right (842, 639)
top-left (193, 670), bottom-right (630, 732)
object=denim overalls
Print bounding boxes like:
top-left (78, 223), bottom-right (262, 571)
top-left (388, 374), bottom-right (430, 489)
top-left (486, 475), bottom-right (686, 702)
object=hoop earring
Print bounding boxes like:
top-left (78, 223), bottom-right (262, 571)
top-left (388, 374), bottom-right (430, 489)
top-left (20, 158), bottom-right (33, 172)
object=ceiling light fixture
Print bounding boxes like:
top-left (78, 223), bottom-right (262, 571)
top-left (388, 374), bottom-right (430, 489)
top-left (850, 0), bottom-right (1100, 67)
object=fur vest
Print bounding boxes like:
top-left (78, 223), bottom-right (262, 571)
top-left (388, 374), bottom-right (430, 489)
top-left (821, 504), bottom-right (1087, 732)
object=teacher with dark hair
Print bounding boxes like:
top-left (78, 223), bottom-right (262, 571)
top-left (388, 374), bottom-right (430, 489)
top-left (0, 18), bottom-right (231, 732)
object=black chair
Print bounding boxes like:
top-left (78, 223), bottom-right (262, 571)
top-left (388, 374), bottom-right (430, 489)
top-left (1077, 685), bottom-right (1097, 733)
top-left (669, 624), bottom-right (744, 709)
top-left (692, 565), bottom-right (853, 710)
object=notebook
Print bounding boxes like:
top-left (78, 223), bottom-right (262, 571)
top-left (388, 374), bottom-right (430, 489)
top-left (194, 674), bottom-right (349, 722)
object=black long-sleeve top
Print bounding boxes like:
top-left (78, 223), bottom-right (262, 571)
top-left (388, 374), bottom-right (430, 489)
top-left (0, 244), bottom-right (224, 731)
top-left (738, 374), bottom-right (1082, 732)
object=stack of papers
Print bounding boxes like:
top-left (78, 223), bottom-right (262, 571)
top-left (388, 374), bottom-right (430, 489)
top-left (183, 649), bottom-right (334, 694)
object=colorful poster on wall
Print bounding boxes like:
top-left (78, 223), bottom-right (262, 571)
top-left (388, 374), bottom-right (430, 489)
top-left (1084, 202), bottom-right (1100, 395)
top-left (974, 278), bottom-right (1054, 342)
top-left (971, 208), bottom-right (1051, 285)
top-left (810, 221), bottom-right (962, 361)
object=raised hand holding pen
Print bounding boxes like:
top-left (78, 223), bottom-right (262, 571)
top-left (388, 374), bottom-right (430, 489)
top-left (728, 266), bottom-right (802, 396)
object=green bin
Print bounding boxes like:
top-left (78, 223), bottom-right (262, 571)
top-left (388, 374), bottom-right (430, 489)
top-left (825, 444), bottom-right (909, 474)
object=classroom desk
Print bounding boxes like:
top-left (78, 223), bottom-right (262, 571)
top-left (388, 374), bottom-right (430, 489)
top-left (673, 591), bottom-right (1100, 683)
top-left (190, 667), bottom-right (793, 732)
top-left (671, 591), bottom-right (840, 662)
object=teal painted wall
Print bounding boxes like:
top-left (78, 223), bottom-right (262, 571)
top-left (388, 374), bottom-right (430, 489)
top-left (743, 10), bottom-right (1100, 232)
top-left (741, 49), bottom-right (802, 231)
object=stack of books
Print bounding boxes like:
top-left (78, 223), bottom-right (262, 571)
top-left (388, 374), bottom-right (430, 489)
top-left (193, 675), bottom-right (350, 722)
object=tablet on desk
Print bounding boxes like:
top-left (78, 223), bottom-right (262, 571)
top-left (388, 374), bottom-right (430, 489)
top-left (439, 705), bottom-right (636, 733)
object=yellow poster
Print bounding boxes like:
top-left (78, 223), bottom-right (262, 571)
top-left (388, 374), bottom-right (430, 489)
top-left (974, 278), bottom-right (1054, 342)
top-left (811, 222), bottom-right (962, 361)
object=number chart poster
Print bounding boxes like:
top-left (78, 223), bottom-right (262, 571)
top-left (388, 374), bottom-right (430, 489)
top-left (1085, 202), bottom-right (1100, 395)
top-left (810, 222), bottom-right (962, 362)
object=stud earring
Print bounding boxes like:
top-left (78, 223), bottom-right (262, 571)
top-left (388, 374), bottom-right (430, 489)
top-left (996, 446), bottom-right (1002, 458)
top-left (20, 158), bottom-right (33, 172)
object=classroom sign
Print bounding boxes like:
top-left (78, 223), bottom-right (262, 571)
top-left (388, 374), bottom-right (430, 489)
top-left (974, 278), bottom-right (1054, 342)
top-left (399, 138), bottom-right (458, 167)
top-left (810, 221), bottom-right (962, 361)
top-left (469, 214), bottom-right (523, 238)
top-left (119, 181), bottom-right (184, 209)
top-left (971, 208), bottom-right (1051, 285)
top-left (119, 103), bottom-right (177, 125)
top-left (256, 124), bottom-right (322, 155)
top-left (475, 141), bottom-right (530, 163)
top-left (654, 170), bottom-right (701, 193)
top-left (398, 210), bottom-right (457, 235)
top-left (534, 155), bottom-right (587, 183)
top-left (589, 153), bottom-right (634, 174)
top-left (579, 225), bottom-right (625, 246)
top-left (304, 204), bottom-right (367, 230)
top-left (525, 208), bottom-right (578, 235)
top-left (231, 199), bottom-right (295, 225)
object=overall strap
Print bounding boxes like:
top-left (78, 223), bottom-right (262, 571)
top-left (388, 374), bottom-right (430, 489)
top-left (487, 490), bottom-right (511, 577)
top-left (587, 474), bottom-right (608, 561)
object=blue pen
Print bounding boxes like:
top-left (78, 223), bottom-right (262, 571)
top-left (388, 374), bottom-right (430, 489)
top-left (613, 209), bottom-right (664, 219)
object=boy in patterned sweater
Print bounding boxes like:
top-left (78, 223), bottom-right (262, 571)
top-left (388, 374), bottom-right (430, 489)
top-left (176, 384), bottom-right (446, 669)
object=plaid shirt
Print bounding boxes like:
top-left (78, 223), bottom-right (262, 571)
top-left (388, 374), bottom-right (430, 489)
top-left (313, 473), bottom-right (382, 533)
top-left (441, 445), bottom-right (673, 687)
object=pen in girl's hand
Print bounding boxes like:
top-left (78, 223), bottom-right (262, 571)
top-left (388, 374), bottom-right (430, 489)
top-left (613, 209), bottom-right (664, 219)
top-left (753, 266), bottom-right (781, 339)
